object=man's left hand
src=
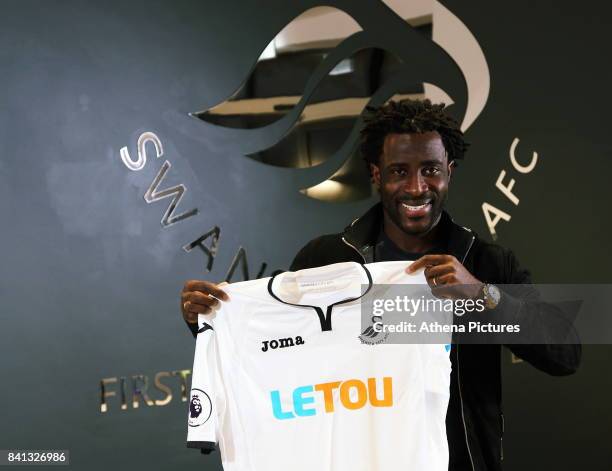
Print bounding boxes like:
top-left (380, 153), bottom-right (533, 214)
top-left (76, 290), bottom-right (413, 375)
top-left (406, 254), bottom-right (483, 300)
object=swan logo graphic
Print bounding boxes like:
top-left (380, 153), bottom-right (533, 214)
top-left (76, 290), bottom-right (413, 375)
top-left (193, 1), bottom-right (490, 203)
top-left (359, 315), bottom-right (390, 345)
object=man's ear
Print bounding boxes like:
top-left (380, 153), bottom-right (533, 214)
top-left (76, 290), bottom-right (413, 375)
top-left (447, 160), bottom-right (455, 180)
top-left (370, 163), bottom-right (381, 188)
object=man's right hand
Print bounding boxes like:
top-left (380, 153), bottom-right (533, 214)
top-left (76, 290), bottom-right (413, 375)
top-left (181, 280), bottom-right (230, 324)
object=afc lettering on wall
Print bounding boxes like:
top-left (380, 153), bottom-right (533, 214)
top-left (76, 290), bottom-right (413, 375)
top-left (482, 137), bottom-right (538, 240)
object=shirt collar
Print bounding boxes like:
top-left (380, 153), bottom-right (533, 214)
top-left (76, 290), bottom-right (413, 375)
top-left (267, 261), bottom-right (373, 310)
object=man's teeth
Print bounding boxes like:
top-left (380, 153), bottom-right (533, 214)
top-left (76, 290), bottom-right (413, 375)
top-left (402, 202), bottom-right (431, 210)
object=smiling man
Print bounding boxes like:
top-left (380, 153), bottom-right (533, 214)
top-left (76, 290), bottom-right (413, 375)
top-left (181, 99), bottom-right (580, 471)
top-left (368, 114), bottom-right (458, 256)
top-left (380, 131), bottom-right (447, 233)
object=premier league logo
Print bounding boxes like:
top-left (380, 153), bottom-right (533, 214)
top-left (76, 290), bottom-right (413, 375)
top-left (188, 388), bottom-right (212, 427)
top-left (190, 396), bottom-right (202, 418)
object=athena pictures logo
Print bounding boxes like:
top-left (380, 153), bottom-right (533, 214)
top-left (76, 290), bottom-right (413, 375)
top-left (188, 388), bottom-right (213, 427)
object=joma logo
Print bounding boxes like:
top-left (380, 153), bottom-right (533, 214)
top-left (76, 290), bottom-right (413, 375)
top-left (261, 336), bottom-right (305, 352)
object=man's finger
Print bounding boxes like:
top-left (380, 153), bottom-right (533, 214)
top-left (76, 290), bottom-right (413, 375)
top-left (431, 285), bottom-right (454, 299)
top-left (407, 254), bottom-right (449, 273)
top-left (184, 300), bottom-right (213, 315)
top-left (431, 282), bottom-right (465, 300)
top-left (184, 280), bottom-right (230, 301)
top-left (424, 263), bottom-right (454, 279)
top-left (434, 272), bottom-right (456, 286)
top-left (183, 309), bottom-right (198, 324)
top-left (185, 291), bottom-right (220, 308)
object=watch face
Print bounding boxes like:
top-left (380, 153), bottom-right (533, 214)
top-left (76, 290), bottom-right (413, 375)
top-left (489, 285), bottom-right (501, 302)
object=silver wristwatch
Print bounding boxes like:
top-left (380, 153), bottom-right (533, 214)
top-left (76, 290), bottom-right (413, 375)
top-left (482, 283), bottom-right (501, 310)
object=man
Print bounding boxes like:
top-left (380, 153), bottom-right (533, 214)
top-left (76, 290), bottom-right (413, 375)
top-left (180, 99), bottom-right (581, 470)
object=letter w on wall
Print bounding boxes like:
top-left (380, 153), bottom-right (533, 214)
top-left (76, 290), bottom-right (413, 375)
top-left (144, 160), bottom-right (198, 227)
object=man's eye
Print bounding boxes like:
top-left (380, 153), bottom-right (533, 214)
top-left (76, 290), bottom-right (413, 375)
top-left (423, 167), bottom-right (441, 176)
top-left (390, 168), bottom-right (407, 176)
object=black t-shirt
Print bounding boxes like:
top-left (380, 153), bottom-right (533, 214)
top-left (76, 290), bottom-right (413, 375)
top-left (373, 227), bottom-right (449, 262)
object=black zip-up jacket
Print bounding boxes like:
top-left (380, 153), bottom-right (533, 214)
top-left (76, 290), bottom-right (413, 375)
top-left (287, 203), bottom-right (581, 471)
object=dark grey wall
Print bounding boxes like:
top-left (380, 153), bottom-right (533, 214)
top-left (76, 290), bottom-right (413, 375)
top-left (0, 1), bottom-right (610, 470)
top-left (448, 1), bottom-right (612, 468)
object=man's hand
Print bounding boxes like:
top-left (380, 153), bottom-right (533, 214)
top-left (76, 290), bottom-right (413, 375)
top-left (406, 254), bottom-right (484, 300)
top-left (181, 280), bottom-right (230, 324)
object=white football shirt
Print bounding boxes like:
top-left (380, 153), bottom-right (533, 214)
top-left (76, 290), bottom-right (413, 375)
top-left (187, 261), bottom-right (451, 471)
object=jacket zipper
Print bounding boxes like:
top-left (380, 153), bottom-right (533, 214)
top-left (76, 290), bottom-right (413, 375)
top-left (456, 342), bottom-right (476, 471)
top-left (341, 236), bottom-right (366, 263)
top-left (343, 229), bottom-right (478, 471)
top-left (500, 412), bottom-right (505, 461)
top-left (457, 234), bottom-right (476, 471)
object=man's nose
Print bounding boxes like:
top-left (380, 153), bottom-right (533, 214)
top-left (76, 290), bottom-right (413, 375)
top-left (402, 172), bottom-right (427, 196)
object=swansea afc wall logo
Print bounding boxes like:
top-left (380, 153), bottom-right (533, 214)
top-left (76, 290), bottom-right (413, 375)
top-left (192, 1), bottom-right (490, 203)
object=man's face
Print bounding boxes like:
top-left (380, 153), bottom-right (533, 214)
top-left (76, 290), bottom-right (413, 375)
top-left (371, 131), bottom-right (452, 236)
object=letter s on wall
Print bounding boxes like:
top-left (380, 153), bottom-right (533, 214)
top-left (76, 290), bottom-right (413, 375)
top-left (120, 131), bottom-right (164, 171)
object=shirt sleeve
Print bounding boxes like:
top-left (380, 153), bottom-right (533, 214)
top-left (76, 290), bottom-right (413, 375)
top-left (186, 314), bottom-right (222, 453)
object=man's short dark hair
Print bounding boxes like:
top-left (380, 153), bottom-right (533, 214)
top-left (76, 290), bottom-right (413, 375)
top-left (359, 98), bottom-right (469, 170)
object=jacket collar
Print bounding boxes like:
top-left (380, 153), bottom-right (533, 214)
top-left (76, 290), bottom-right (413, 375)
top-left (342, 203), bottom-right (476, 264)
